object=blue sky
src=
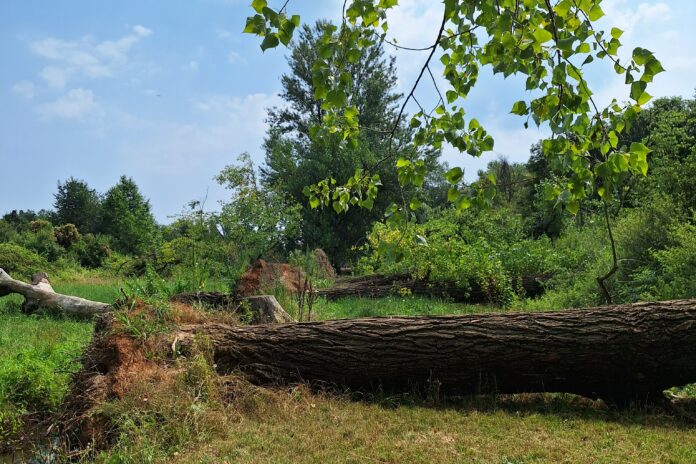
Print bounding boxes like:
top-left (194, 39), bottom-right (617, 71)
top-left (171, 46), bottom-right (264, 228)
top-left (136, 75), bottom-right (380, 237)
top-left (1, 0), bottom-right (695, 222)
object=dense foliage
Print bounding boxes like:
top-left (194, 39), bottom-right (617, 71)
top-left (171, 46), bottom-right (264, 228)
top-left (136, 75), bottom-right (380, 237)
top-left (261, 21), bottom-right (448, 264)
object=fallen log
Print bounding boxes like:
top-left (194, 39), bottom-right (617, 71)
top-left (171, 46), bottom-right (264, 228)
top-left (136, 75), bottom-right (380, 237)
top-left (316, 273), bottom-right (549, 303)
top-left (0, 269), bottom-right (294, 324)
top-left (0, 268), bottom-right (110, 319)
top-left (178, 299), bottom-right (696, 404)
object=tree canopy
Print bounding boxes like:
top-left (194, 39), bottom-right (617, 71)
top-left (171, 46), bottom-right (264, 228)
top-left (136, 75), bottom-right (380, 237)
top-left (261, 20), bottom-right (447, 263)
top-left (53, 177), bottom-right (101, 234)
top-left (245, 0), bottom-right (663, 226)
top-left (100, 176), bottom-right (158, 255)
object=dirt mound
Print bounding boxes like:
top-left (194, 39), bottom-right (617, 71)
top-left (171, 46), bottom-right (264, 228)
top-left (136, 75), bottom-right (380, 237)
top-left (58, 307), bottom-right (174, 449)
top-left (235, 259), bottom-right (305, 297)
top-left (313, 248), bottom-right (336, 279)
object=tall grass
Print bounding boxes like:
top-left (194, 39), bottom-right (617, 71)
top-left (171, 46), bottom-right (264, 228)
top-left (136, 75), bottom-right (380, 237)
top-left (0, 278), bottom-right (108, 449)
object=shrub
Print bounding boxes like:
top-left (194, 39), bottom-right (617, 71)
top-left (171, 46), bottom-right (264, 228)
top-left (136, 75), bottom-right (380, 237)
top-left (54, 223), bottom-right (81, 248)
top-left (72, 233), bottom-right (111, 268)
top-left (358, 208), bottom-right (565, 305)
top-left (0, 243), bottom-right (48, 280)
top-left (650, 221), bottom-right (696, 299)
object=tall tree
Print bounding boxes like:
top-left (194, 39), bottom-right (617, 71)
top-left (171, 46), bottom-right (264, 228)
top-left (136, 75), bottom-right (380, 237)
top-left (53, 177), bottom-right (101, 233)
top-left (100, 176), bottom-right (158, 255)
top-left (245, 0), bottom-right (662, 223)
top-left (261, 20), bottom-right (445, 264)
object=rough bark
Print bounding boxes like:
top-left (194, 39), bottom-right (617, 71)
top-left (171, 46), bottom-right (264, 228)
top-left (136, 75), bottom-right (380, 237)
top-left (0, 268), bottom-right (110, 319)
top-left (177, 299), bottom-right (696, 403)
top-left (317, 273), bottom-right (549, 302)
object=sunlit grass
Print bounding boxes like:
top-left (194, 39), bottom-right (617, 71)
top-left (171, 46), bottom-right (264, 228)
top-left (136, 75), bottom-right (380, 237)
top-left (311, 294), bottom-right (500, 320)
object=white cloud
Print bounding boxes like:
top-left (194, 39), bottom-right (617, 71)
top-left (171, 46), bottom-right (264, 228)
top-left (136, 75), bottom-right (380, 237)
top-left (227, 50), bottom-right (246, 64)
top-left (133, 25), bottom-right (153, 37)
top-left (216, 28), bottom-right (234, 40)
top-left (593, 0), bottom-right (695, 106)
top-left (38, 88), bottom-right (99, 120)
top-left (115, 93), bottom-right (281, 175)
top-left (601, 1), bottom-right (671, 39)
top-left (187, 60), bottom-right (199, 71)
top-left (12, 80), bottom-right (36, 99)
top-left (29, 25), bottom-right (153, 88)
top-left (38, 65), bottom-right (71, 88)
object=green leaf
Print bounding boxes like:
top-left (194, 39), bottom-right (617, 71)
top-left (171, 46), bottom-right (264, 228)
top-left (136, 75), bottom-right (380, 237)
top-left (533, 28), bottom-right (553, 44)
top-left (611, 27), bottom-right (623, 39)
top-left (409, 198), bottom-right (422, 211)
top-left (588, 5), bottom-right (604, 21)
top-left (632, 47), bottom-right (653, 65)
top-left (243, 15), bottom-right (266, 34)
top-left (446, 90), bottom-right (458, 104)
top-left (554, 0), bottom-right (572, 17)
top-left (445, 167), bottom-right (463, 184)
top-left (260, 33), bottom-right (279, 51)
top-left (447, 187), bottom-right (460, 202)
top-left (251, 0), bottom-right (267, 14)
top-left (566, 200), bottom-right (580, 215)
top-left (511, 100), bottom-right (528, 115)
top-left (630, 81), bottom-right (649, 104)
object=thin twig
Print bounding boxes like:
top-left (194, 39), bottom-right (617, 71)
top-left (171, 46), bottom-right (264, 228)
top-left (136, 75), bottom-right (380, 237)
top-left (596, 200), bottom-right (619, 304)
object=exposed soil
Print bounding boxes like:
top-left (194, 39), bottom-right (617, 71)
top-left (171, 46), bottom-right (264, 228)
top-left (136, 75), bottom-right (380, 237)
top-left (235, 259), bottom-right (305, 297)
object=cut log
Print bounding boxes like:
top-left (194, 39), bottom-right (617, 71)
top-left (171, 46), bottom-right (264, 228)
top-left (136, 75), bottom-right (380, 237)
top-left (316, 273), bottom-right (549, 303)
top-left (0, 268), bottom-right (110, 319)
top-left (171, 292), bottom-right (294, 324)
top-left (243, 295), bottom-right (295, 324)
top-left (177, 299), bottom-right (696, 404)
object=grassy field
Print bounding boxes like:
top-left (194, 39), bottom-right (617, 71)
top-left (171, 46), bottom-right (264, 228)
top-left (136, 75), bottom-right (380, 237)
top-left (2, 280), bottom-right (696, 462)
top-left (0, 279), bottom-right (120, 449)
top-left (168, 395), bottom-right (696, 464)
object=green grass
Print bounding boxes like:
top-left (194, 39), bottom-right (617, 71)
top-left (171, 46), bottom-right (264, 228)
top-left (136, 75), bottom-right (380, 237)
top-left (311, 294), bottom-right (500, 320)
top-left (95, 379), bottom-right (696, 464)
top-left (3, 278), bottom-right (696, 462)
top-left (53, 279), bottom-right (122, 304)
top-left (0, 278), bottom-right (116, 448)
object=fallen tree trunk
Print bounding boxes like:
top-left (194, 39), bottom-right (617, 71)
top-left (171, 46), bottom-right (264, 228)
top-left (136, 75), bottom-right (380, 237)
top-left (316, 273), bottom-right (549, 302)
top-left (178, 299), bottom-right (696, 404)
top-left (0, 268), bottom-right (110, 319)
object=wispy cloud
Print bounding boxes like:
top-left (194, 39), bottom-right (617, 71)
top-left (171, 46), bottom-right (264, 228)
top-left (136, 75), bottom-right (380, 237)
top-left (227, 50), bottom-right (246, 64)
top-left (37, 88), bottom-right (99, 120)
top-left (12, 80), bottom-right (36, 99)
top-left (29, 25), bottom-right (153, 89)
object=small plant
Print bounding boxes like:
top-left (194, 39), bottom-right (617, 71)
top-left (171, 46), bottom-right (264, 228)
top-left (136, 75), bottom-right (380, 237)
top-left (113, 299), bottom-right (174, 343)
top-left (236, 299), bottom-right (254, 325)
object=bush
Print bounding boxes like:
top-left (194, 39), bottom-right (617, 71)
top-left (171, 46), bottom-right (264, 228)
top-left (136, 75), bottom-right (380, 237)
top-left (13, 221), bottom-right (64, 262)
top-left (54, 223), bottom-right (81, 248)
top-left (650, 221), bottom-right (696, 299)
top-left (358, 208), bottom-right (552, 305)
top-left (72, 233), bottom-right (111, 268)
top-left (0, 243), bottom-right (48, 280)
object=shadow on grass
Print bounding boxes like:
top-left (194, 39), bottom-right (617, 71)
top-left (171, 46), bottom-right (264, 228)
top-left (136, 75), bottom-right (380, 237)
top-left (344, 388), bottom-right (696, 429)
